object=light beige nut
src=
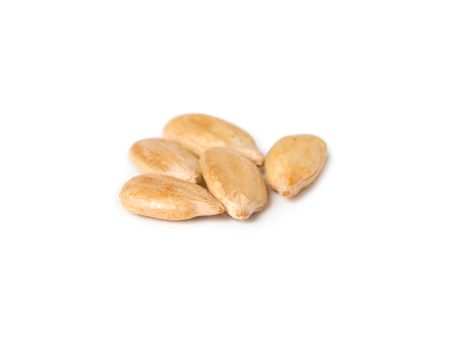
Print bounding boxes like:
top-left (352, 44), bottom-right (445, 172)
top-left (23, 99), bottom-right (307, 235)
top-left (163, 114), bottom-right (264, 166)
top-left (129, 138), bottom-right (201, 183)
top-left (265, 134), bottom-right (327, 198)
top-left (200, 147), bottom-right (267, 220)
top-left (120, 174), bottom-right (225, 221)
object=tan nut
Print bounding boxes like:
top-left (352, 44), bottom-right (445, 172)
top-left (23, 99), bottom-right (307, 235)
top-left (200, 147), bottom-right (267, 220)
top-left (120, 174), bottom-right (225, 220)
top-left (265, 134), bottom-right (327, 198)
top-left (129, 138), bottom-right (201, 183)
top-left (163, 114), bottom-right (264, 165)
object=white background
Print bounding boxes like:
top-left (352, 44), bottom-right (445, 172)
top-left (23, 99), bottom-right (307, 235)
top-left (1, 1), bottom-right (453, 349)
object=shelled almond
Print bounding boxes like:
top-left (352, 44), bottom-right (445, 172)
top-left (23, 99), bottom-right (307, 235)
top-left (163, 114), bottom-right (264, 166)
top-left (120, 174), bottom-right (224, 221)
top-left (129, 138), bottom-right (201, 183)
top-left (265, 135), bottom-right (327, 198)
top-left (200, 147), bottom-right (267, 220)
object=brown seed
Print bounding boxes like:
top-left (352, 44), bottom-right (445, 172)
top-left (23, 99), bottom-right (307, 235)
top-left (265, 134), bottom-right (327, 198)
top-left (120, 174), bottom-right (225, 221)
top-left (163, 114), bottom-right (264, 166)
top-left (200, 147), bottom-right (267, 220)
top-left (129, 138), bottom-right (201, 183)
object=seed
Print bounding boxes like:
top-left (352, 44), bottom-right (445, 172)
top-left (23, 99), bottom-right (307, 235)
top-left (163, 114), bottom-right (264, 166)
top-left (200, 147), bottom-right (267, 220)
top-left (120, 174), bottom-right (225, 221)
top-left (129, 138), bottom-right (201, 183)
top-left (265, 134), bottom-right (327, 198)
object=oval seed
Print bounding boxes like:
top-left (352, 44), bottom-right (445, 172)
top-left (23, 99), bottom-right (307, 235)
top-left (129, 138), bottom-right (201, 183)
top-left (265, 134), bottom-right (327, 198)
top-left (163, 114), bottom-right (264, 166)
top-left (200, 147), bottom-right (267, 220)
top-left (120, 174), bottom-right (225, 221)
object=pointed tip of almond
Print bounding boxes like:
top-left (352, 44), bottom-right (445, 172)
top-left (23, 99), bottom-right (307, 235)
top-left (250, 153), bottom-right (265, 166)
top-left (240, 148), bottom-right (264, 166)
top-left (183, 173), bottom-right (202, 184)
top-left (232, 210), bottom-right (253, 220)
top-left (216, 204), bottom-right (226, 214)
top-left (254, 157), bottom-right (265, 166)
top-left (281, 190), bottom-right (295, 198)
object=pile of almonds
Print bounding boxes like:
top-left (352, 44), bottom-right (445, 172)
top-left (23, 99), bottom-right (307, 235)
top-left (120, 114), bottom-right (327, 221)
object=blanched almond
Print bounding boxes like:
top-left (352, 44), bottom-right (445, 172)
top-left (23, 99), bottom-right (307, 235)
top-left (265, 134), bottom-right (327, 198)
top-left (129, 138), bottom-right (201, 183)
top-left (120, 174), bottom-right (225, 221)
top-left (200, 147), bottom-right (267, 220)
top-left (163, 114), bottom-right (264, 166)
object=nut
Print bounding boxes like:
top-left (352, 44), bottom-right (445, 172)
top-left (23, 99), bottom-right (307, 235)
top-left (129, 138), bottom-right (201, 183)
top-left (265, 134), bottom-right (327, 198)
top-left (200, 147), bottom-right (267, 220)
top-left (163, 114), bottom-right (264, 166)
top-left (120, 174), bottom-right (225, 221)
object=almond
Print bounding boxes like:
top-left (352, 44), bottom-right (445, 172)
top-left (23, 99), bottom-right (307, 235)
top-left (163, 114), bottom-right (264, 166)
top-left (265, 134), bottom-right (327, 198)
top-left (120, 174), bottom-right (225, 220)
top-left (129, 138), bottom-right (201, 183)
top-left (200, 147), bottom-right (267, 220)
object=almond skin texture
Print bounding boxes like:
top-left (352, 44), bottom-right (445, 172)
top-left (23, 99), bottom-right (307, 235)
top-left (120, 174), bottom-right (225, 221)
top-left (129, 138), bottom-right (201, 183)
top-left (163, 114), bottom-right (264, 166)
top-left (200, 147), bottom-right (267, 220)
top-left (265, 134), bottom-right (327, 198)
